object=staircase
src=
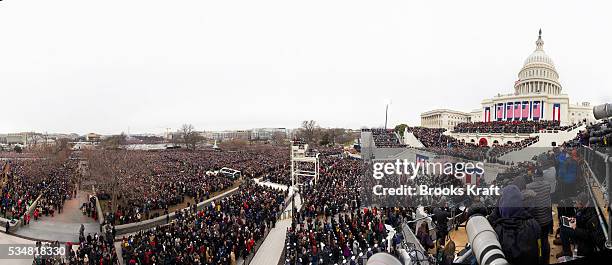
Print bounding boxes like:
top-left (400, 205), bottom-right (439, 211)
top-left (402, 132), bottom-right (425, 148)
top-left (499, 125), bottom-right (585, 163)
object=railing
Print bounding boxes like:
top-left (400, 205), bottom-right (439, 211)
top-left (91, 185), bottom-right (104, 230)
top-left (242, 193), bottom-right (293, 265)
top-left (581, 146), bottom-right (612, 249)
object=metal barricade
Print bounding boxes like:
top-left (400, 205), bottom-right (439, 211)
top-left (581, 146), bottom-right (612, 249)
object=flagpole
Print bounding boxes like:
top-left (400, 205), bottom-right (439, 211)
top-left (384, 104), bottom-right (388, 129)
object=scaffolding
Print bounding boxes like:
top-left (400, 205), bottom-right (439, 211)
top-left (290, 141), bottom-right (320, 187)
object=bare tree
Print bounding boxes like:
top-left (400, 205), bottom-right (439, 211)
top-left (298, 120), bottom-right (320, 145)
top-left (180, 124), bottom-right (201, 150)
top-left (219, 139), bottom-right (248, 150)
top-left (101, 133), bottom-right (127, 149)
top-left (271, 131), bottom-right (287, 146)
top-left (318, 128), bottom-right (354, 146)
top-left (87, 149), bottom-right (142, 214)
top-left (335, 129), bottom-right (356, 146)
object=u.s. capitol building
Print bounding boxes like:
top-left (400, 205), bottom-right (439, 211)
top-left (421, 30), bottom-right (594, 130)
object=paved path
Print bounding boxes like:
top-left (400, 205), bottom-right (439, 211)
top-left (0, 231), bottom-right (35, 265)
top-left (253, 178), bottom-right (289, 191)
top-left (14, 190), bottom-right (99, 243)
top-left (249, 192), bottom-right (301, 265)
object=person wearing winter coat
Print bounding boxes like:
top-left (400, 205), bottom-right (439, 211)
top-left (489, 185), bottom-right (541, 265)
top-left (524, 171), bottom-right (553, 264)
top-left (558, 192), bottom-right (604, 258)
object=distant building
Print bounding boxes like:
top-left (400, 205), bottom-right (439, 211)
top-left (251, 128), bottom-right (287, 141)
top-left (0, 132), bottom-right (37, 145)
top-left (86, 133), bottom-right (102, 142)
top-left (420, 109), bottom-right (472, 130)
top-left (469, 109), bottom-right (483, 124)
top-left (205, 130), bottom-right (252, 141)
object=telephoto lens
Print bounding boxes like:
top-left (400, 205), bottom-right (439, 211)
top-left (593, 103), bottom-right (612, 120)
top-left (589, 136), bottom-right (602, 144)
top-left (466, 215), bottom-right (509, 265)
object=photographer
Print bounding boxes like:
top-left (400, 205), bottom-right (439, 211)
top-left (557, 193), bottom-right (605, 258)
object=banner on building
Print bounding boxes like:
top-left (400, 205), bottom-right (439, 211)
top-left (506, 103), bottom-right (513, 120)
top-left (496, 104), bottom-right (504, 121)
top-left (521, 101), bottom-right (529, 120)
top-left (533, 101), bottom-right (541, 120)
top-left (513, 102), bottom-right (521, 120)
top-left (552, 103), bottom-right (561, 121)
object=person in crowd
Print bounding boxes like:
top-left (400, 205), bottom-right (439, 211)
top-left (524, 169), bottom-right (553, 264)
top-left (433, 205), bottom-right (450, 248)
top-left (556, 148), bottom-right (580, 198)
top-left (489, 185), bottom-right (541, 265)
top-left (416, 222), bottom-right (434, 251)
top-left (539, 156), bottom-right (557, 201)
top-left (557, 192), bottom-right (605, 259)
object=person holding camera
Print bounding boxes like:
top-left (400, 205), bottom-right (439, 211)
top-left (557, 192), bottom-right (605, 258)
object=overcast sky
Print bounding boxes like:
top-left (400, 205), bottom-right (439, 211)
top-left (1, 0), bottom-right (611, 135)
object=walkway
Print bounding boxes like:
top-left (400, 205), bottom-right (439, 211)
top-left (254, 178), bottom-right (289, 191)
top-left (0, 231), bottom-right (35, 265)
top-left (14, 190), bottom-right (99, 243)
top-left (249, 192), bottom-right (301, 265)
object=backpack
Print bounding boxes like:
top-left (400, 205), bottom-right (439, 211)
top-left (494, 217), bottom-right (541, 264)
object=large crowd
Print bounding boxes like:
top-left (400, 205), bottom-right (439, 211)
top-left (3, 117), bottom-right (611, 265)
top-left (286, 152), bottom-right (475, 265)
top-left (2, 156), bottom-right (78, 222)
top-left (89, 147), bottom-right (291, 225)
top-left (488, 136), bottom-right (540, 158)
top-left (368, 126), bottom-right (547, 162)
top-left (288, 122), bottom-right (610, 264)
top-left (453, 120), bottom-right (563, 134)
top-left (366, 129), bottom-right (407, 148)
top-left (287, 155), bottom-right (395, 265)
top-left (120, 180), bottom-right (287, 265)
top-left (31, 225), bottom-right (118, 264)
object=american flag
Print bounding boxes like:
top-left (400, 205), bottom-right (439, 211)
top-left (497, 105), bottom-right (504, 119)
top-left (522, 102), bottom-right (529, 118)
top-left (506, 103), bottom-right (513, 119)
top-left (533, 101), bottom-right (541, 118)
top-left (514, 103), bottom-right (521, 119)
top-left (416, 154), bottom-right (428, 166)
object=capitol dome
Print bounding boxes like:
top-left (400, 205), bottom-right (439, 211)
top-left (514, 29), bottom-right (562, 95)
top-left (524, 49), bottom-right (555, 67)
